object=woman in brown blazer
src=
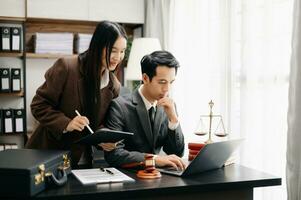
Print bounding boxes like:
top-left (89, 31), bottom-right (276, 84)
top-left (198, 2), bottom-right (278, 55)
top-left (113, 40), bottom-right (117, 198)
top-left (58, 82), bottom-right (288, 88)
top-left (26, 21), bottom-right (127, 168)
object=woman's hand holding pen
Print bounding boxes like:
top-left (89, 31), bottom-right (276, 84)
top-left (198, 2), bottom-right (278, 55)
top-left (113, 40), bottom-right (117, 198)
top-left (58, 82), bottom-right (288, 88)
top-left (66, 115), bottom-right (90, 132)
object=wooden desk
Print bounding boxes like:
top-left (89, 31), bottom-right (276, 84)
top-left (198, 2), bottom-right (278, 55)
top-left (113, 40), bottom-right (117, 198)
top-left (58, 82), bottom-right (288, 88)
top-left (12, 164), bottom-right (282, 200)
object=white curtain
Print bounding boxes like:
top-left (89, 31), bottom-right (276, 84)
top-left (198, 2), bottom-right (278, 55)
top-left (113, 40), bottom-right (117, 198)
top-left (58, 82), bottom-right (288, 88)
top-left (145, 0), bottom-right (293, 199)
top-left (287, 0), bottom-right (301, 199)
top-left (144, 0), bottom-right (174, 49)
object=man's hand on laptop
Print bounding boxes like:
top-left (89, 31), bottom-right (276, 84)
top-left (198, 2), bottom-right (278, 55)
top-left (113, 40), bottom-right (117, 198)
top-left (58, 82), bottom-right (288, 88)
top-left (155, 154), bottom-right (186, 171)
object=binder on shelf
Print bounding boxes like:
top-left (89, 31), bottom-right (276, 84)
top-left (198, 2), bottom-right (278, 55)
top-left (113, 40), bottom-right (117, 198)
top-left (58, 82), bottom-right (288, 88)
top-left (0, 27), bottom-right (1, 51)
top-left (11, 27), bottom-right (21, 52)
top-left (0, 68), bottom-right (11, 93)
top-left (11, 68), bottom-right (21, 92)
top-left (4, 144), bottom-right (18, 149)
top-left (188, 142), bottom-right (206, 151)
top-left (1, 27), bottom-right (11, 51)
top-left (3, 109), bottom-right (13, 133)
top-left (13, 109), bottom-right (24, 133)
top-left (0, 110), bottom-right (3, 134)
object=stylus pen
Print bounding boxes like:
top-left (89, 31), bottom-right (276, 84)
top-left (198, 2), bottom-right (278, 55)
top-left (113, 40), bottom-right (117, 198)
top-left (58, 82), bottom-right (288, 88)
top-left (75, 110), bottom-right (94, 134)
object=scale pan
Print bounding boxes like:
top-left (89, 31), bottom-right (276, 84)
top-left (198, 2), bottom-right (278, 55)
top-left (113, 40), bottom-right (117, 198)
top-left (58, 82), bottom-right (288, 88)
top-left (215, 133), bottom-right (228, 137)
top-left (194, 132), bottom-right (207, 136)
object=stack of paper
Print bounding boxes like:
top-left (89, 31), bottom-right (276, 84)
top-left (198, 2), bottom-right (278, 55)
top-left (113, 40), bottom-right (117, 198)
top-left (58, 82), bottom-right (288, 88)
top-left (34, 33), bottom-right (74, 55)
top-left (72, 168), bottom-right (135, 185)
top-left (74, 33), bottom-right (92, 54)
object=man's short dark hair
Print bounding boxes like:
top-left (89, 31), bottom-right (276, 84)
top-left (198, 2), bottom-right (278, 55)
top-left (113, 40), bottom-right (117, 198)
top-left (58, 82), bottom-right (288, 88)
top-left (140, 50), bottom-right (180, 81)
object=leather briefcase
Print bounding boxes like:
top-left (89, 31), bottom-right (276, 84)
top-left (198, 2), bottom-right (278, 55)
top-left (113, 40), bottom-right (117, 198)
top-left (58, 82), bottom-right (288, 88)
top-left (0, 149), bottom-right (71, 197)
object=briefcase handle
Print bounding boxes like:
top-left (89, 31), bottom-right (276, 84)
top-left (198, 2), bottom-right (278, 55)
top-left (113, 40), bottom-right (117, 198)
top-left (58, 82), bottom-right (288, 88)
top-left (46, 168), bottom-right (68, 187)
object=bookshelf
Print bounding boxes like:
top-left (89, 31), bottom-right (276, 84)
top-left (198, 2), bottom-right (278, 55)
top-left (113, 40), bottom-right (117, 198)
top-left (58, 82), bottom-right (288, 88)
top-left (0, 52), bottom-right (23, 57)
top-left (24, 17), bottom-right (142, 84)
top-left (0, 18), bottom-right (27, 150)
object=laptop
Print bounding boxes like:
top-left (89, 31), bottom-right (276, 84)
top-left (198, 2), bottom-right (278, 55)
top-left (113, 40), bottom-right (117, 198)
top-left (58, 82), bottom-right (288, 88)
top-left (158, 139), bottom-right (242, 177)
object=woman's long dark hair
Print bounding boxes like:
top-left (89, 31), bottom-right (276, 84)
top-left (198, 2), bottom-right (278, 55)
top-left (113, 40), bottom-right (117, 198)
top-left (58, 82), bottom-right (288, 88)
top-left (81, 21), bottom-right (127, 129)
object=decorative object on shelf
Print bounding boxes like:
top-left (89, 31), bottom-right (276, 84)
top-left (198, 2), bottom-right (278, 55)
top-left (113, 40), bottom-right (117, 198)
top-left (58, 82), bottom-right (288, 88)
top-left (125, 38), bottom-right (161, 90)
top-left (194, 100), bottom-right (228, 144)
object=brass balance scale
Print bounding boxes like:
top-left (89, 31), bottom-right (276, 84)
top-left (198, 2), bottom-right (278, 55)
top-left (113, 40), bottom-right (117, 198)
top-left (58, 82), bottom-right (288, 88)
top-left (194, 100), bottom-right (228, 144)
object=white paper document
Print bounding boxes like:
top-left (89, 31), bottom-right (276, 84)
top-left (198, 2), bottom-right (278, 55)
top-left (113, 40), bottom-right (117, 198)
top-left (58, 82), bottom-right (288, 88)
top-left (72, 168), bottom-right (135, 185)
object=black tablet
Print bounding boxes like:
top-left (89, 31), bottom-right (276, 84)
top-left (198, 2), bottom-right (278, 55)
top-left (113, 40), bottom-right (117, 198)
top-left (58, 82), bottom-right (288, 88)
top-left (75, 128), bottom-right (134, 145)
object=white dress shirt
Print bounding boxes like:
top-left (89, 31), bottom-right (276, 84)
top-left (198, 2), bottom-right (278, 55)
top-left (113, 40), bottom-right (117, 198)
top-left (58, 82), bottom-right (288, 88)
top-left (138, 85), bottom-right (179, 130)
top-left (100, 69), bottom-right (110, 89)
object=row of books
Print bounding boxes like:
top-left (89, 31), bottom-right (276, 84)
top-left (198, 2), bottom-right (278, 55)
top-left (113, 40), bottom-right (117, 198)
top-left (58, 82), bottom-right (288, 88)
top-left (188, 142), bottom-right (206, 161)
top-left (0, 26), bottom-right (22, 52)
top-left (0, 68), bottom-right (21, 93)
top-left (34, 33), bottom-right (92, 55)
top-left (188, 141), bottom-right (236, 165)
top-left (0, 109), bottom-right (25, 134)
top-left (0, 143), bottom-right (18, 152)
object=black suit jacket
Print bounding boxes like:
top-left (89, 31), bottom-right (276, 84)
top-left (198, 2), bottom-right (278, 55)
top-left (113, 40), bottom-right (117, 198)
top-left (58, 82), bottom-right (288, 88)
top-left (104, 88), bottom-right (184, 167)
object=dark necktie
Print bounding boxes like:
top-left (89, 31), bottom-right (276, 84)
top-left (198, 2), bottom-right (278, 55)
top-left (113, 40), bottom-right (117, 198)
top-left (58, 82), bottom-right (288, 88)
top-left (148, 107), bottom-right (155, 131)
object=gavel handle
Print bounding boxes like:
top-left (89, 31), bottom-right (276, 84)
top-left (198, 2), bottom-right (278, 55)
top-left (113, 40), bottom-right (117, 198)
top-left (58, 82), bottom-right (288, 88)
top-left (121, 162), bottom-right (144, 168)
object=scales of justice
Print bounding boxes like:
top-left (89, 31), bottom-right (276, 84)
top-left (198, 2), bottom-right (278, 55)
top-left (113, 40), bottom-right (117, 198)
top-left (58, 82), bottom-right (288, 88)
top-left (194, 100), bottom-right (228, 144)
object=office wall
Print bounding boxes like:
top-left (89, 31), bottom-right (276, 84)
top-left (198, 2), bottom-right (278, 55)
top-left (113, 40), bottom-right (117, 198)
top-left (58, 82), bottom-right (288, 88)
top-left (26, 59), bottom-right (56, 131)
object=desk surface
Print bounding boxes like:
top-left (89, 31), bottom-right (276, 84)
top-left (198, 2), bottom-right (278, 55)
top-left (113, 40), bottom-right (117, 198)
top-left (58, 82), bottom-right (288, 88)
top-left (25, 164), bottom-right (281, 200)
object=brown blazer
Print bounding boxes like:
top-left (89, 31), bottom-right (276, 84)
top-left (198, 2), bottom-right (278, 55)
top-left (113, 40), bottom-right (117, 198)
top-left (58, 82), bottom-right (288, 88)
top-left (25, 54), bottom-right (120, 167)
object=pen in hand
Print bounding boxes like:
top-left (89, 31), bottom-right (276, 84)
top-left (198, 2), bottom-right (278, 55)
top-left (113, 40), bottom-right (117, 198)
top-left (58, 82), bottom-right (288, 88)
top-left (75, 110), bottom-right (94, 134)
top-left (115, 139), bottom-right (125, 147)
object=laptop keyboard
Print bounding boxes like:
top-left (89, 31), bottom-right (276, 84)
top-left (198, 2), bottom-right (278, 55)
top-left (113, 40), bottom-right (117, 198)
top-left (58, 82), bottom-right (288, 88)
top-left (161, 167), bottom-right (184, 172)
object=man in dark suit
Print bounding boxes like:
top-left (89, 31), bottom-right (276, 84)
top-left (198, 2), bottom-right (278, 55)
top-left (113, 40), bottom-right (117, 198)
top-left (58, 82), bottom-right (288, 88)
top-left (104, 50), bottom-right (185, 170)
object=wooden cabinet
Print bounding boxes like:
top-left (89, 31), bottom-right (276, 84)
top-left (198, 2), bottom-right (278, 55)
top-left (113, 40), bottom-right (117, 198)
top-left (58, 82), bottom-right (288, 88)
top-left (88, 0), bottom-right (145, 23)
top-left (26, 0), bottom-right (88, 21)
top-left (0, 0), bottom-right (25, 18)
